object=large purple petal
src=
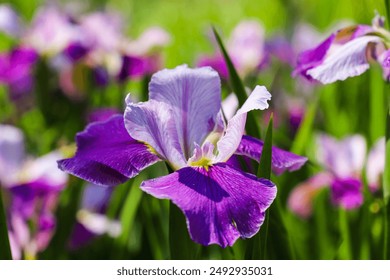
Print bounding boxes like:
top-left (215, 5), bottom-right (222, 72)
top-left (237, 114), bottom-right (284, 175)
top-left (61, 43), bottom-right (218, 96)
top-left (58, 114), bottom-right (160, 186)
top-left (124, 98), bottom-right (186, 169)
top-left (234, 135), bottom-right (308, 175)
top-left (148, 65), bottom-right (221, 159)
top-left (141, 163), bottom-right (276, 247)
top-left (214, 86), bottom-right (271, 163)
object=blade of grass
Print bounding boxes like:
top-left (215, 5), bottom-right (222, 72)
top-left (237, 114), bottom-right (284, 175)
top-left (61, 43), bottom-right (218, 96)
top-left (245, 116), bottom-right (273, 259)
top-left (337, 208), bottom-right (352, 259)
top-left (369, 66), bottom-right (385, 143)
top-left (291, 95), bottom-right (319, 155)
top-left (0, 189), bottom-right (12, 259)
top-left (112, 176), bottom-right (144, 259)
top-left (212, 26), bottom-right (260, 138)
top-left (383, 107), bottom-right (390, 259)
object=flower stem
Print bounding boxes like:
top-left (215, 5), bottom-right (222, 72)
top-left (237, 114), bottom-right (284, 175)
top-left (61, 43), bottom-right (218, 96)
top-left (0, 188), bottom-right (12, 260)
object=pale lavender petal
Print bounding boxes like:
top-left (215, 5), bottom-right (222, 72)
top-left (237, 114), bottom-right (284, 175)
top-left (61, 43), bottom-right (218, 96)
top-left (148, 65), bottom-right (221, 159)
top-left (124, 27), bottom-right (171, 56)
top-left (331, 177), bottom-right (363, 209)
top-left (228, 20), bottom-right (265, 76)
top-left (316, 134), bottom-right (366, 178)
top-left (81, 183), bottom-right (113, 212)
top-left (141, 163), bottom-right (276, 247)
top-left (25, 7), bottom-right (81, 56)
top-left (23, 152), bottom-right (68, 191)
top-left (214, 86), bottom-right (271, 163)
top-left (0, 4), bottom-right (22, 37)
top-left (307, 36), bottom-right (382, 84)
top-left (124, 98), bottom-right (186, 169)
top-left (80, 12), bottom-right (123, 52)
top-left (58, 115), bottom-right (160, 186)
top-left (288, 172), bottom-right (333, 218)
top-left (366, 137), bottom-right (385, 192)
top-left (0, 125), bottom-right (25, 187)
top-left (234, 135), bottom-right (308, 175)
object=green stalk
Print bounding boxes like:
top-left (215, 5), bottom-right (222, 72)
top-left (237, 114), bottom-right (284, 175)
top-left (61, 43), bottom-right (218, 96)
top-left (338, 208), bottom-right (352, 259)
top-left (383, 108), bottom-right (390, 259)
top-left (0, 189), bottom-right (12, 260)
top-left (245, 116), bottom-right (273, 259)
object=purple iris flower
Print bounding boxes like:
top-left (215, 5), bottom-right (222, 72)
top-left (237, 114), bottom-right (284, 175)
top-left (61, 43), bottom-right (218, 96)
top-left (294, 14), bottom-right (390, 83)
top-left (0, 125), bottom-right (68, 259)
top-left (288, 134), bottom-right (366, 218)
top-left (58, 65), bottom-right (307, 247)
top-left (0, 47), bottom-right (38, 99)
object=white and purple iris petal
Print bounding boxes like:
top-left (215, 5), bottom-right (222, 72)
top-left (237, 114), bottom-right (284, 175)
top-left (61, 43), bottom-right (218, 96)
top-left (294, 19), bottom-right (390, 84)
top-left (59, 65), bottom-right (307, 247)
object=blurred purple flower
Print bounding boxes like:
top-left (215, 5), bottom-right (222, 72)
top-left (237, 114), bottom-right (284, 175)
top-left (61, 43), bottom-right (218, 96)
top-left (288, 134), bottom-right (366, 218)
top-left (23, 6), bottom-right (82, 57)
top-left (294, 14), bottom-right (390, 83)
top-left (69, 183), bottom-right (120, 249)
top-left (0, 47), bottom-right (38, 99)
top-left (0, 125), bottom-right (68, 259)
top-left (197, 20), bottom-right (267, 78)
top-left (0, 4), bottom-right (22, 37)
top-left (119, 27), bottom-right (171, 80)
top-left (59, 65), bottom-right (307, 247)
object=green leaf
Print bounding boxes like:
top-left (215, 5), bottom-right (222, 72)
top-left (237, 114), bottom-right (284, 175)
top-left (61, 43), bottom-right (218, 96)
top-left (169, 201), bottom-right (201, 259)
top-left (212, 26), bottom-right (260, 137)
top-left (257, 116), bottom-right (273, 179)
top-left (112, 176), bottom-right (144, 259)
top-left (0, 189), bottom-right (12, 260)
top-left (245, 116), bottom-right (272, 259)
top-left (291, 95), bottom-right (319, 155)
top-left (383, 107), bottom-right (390, 259)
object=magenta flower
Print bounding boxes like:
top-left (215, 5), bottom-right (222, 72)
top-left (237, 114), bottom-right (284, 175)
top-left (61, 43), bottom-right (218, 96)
top-left (294, 14), bottom-right (390, 83)
top-left (0, 47), bottom-right (38, 98)
top-left (0, 125), bottom-right (68, 259)
top-left (288, 134), bottom-right (366, 218)
top-left (58, 65), bottom-right (307, 247)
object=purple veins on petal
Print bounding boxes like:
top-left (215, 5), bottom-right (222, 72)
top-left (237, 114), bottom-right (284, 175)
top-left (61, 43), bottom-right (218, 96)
top-left (235, 135), bottom-right (308, 175)
top-left (148, 65), bottom-right (222, 159)
top-left (141, 163), bottom-right (276, 247)
top-left (58, 114), bottom-right (160, 186)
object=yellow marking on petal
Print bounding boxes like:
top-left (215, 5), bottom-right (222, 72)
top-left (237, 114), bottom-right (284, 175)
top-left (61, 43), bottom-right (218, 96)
top-left (145, 143), bottom-right (158, 155)
top-left (189, 157), bottom-right (212, 171)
